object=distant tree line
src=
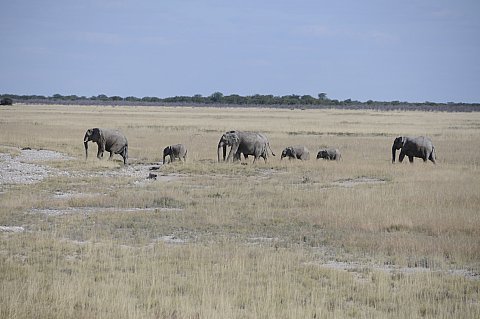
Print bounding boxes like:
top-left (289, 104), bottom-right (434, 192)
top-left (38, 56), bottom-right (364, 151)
top-left (1, 92), bottom-right (479, 112)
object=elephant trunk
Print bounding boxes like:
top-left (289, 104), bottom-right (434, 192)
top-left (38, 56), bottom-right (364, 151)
top-left (392, 146), bottom-right (397, 163)
top-left (84, 141), bottom-right (89, 160)
top-left (217, 143), bottom-right (226, 162)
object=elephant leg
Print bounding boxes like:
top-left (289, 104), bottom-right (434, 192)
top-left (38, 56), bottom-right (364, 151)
top-left (97, 143), bottom-right (106, 159)
top-left (408, 156), bottom-right (414, 163)
top-left (399, 152), bottom-right (405, 163)
top-left (108, 152), bottom-right (114, 160)
top-left (429, 153), bottom-right (436, 164)
top-left (227, 145), bottom-right (239, 162)
top-left (122, 148), bottom-right (128, 165)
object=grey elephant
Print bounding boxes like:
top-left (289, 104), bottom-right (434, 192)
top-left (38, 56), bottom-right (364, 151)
top-left (281, 145), bottom-right (310, 160)
top-left (83, 128), bottom-right (128, 165)
top-left (316, 148), bottom-right (341, 161)
top-left (392, 136), bottom-right (436, 164)
top-left (217, 130), bottom-right (275, 163)
top-left (163, 144), bottom-right (187, 164)
top-left (232, 132), bottom-right (273, 162)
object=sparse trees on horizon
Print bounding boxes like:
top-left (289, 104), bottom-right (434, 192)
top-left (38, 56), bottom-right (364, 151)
top-left (1, 93), bottom-right (478, 111)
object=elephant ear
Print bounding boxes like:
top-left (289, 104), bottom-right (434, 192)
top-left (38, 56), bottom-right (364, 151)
top-left (84, 129), bottom-right (93, 142)
top-left (95, 128), bottom-right (105, 145)
top-left (90, 128), bottom-right (99, 138)
top-left (226, 132), bottom-right (240, 145)
top-left (393, 136), bottom-right (404, 149)
top-left (289, 147), bottom-right (296, 157)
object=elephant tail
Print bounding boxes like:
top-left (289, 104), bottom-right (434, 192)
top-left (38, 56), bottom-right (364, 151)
top-left (430, 145), bottom-right (436, 163)
top-left (267, 142), bottom-right (276, 157)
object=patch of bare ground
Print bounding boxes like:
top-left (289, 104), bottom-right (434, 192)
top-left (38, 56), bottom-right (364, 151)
top-left (0, 226), bottom-right (25, 233)
top-left (0, 152), bottom-right (58, 184)
top-left (29, 206), bottom-right (183, 216)
top-left (158, 235), bottom-right (188, 244)
top-left (332, 176), bottom-right (387, 187)
top-left (0, 146), bottom-right (184, 186)
top-left (308, 260), bottom-right (480, 281)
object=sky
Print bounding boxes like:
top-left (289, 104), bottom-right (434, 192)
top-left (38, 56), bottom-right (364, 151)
top-left (1, 0), bottom-right (479, 103)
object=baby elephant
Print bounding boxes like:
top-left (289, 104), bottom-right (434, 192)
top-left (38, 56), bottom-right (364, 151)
top-left (163, 144), bottom-right (187, 164)
top-left (281, 145), bottom-right (310, 160)
top-left (317, 148), bottom-right (341, 161)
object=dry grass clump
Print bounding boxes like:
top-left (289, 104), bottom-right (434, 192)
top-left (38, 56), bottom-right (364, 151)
top-left (1, 104), bottom-right (479, 318)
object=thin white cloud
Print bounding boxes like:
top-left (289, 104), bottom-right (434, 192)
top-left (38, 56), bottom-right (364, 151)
top-left (295, 24), bottom-right (398, 45)
top-left (77, 32), bottom-right (171, 47)
top-left (79, 32), bottom-right (125, 45)
top-left (430, 8), bottom-right (461, 19)
top-left (295, 24), bottom-right (337, 37)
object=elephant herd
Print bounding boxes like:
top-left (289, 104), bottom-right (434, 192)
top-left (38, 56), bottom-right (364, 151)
top-left (83, 128), bottom-right (436, 166)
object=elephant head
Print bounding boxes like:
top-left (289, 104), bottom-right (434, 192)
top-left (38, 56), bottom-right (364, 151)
top-left (217, 131), bottom-right (240, 162)
top-left (84, 128), bottom-right (104, 160)
top-left (392, 136), bottom-right (405, 163)
top-left (281, 147), bottom-right (296, 160)
top-left (163, 146), bottom-right (172, 164)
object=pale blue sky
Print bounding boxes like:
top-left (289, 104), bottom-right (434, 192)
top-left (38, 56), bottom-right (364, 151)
top-left (1, 0), bottom-right (479, 102)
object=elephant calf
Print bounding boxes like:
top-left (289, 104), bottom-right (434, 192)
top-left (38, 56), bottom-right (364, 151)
top-left (83, 128), bottom-right (128, 165)
top-left (316, 148), bottom-right (341, 161)
top-left (281, 145), bottom-right (310, 160)
top-left (163, 144), bottom-right (187, 164)
top-left (392, 136), bottom-right (436, 164)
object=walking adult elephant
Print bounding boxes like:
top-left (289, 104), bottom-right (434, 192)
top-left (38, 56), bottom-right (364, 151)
top-left (281, 145), bottom-right (310, 160)
top-left (217, 130), bottom-right (275, 163)
top-left (392, 136), bottom-right (436, 164)
top-left (163, 144), bottom-right (187, 164)
top-left (83, 128), bottom-right (128, 165)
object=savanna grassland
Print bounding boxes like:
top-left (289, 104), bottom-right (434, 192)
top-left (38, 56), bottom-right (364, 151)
top-left (0, 104), bottom-right (479, 318)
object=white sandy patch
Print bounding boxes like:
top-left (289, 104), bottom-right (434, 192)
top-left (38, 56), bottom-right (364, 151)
top-left (0, 226), bottom-right (25, 233)
top-left (30, 206), bottom-right (182, 216)
top-left (158, 235), bottom-right (187, 244)
top-left (332, 177), bottom-right (386, 187)
top-left (0, 148), bottom-right (72, 185)
top-left (307, 260), bottom-right (479, 281)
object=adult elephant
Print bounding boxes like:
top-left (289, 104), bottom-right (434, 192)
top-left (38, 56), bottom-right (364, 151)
top-left (281, 145), bottom-right (310, 160)
top-left (217, 130), bottom-right (275, 163)
top-left (163, 144), bottom-right (187, 164)
top-left (392, 136), bottom-right (436, 164)
top-left (316, 148), bottom-right (341, 161)
top-left (83, 128), bottom-right (128, 165)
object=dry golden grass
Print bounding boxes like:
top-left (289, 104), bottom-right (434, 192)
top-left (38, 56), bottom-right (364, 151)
top-left (1, 104), bottom-right (479, 318)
